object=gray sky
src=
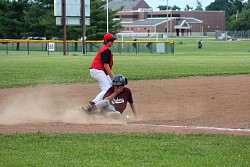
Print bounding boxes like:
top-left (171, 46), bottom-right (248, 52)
top-left (144, 0), bottom-right (215, 11)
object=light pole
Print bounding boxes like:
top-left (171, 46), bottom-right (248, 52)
top-left (166, 0), bottom-right (168, 40)
top-left (170, 9), bottom-right (172, 37)
top-left (81, 0), bottom-right (86, 54)
top-left (62, 0), bottom-right (66, 55)
top-left (107, 0), bottom-right (109, 33)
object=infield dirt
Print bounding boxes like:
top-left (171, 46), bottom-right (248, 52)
top-left (0, 75), bottom-right (250, 135)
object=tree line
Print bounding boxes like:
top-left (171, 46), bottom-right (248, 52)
top-left (0, 0), bottom-right (249, 40)
top-left (0, 0), bottom-right (121, 40)
top-left (159, 0), bottom-right (249, 31)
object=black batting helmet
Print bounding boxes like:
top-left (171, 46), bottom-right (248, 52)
top-left (112, 74), bottom-right (128, 86)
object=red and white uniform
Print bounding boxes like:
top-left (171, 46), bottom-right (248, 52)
top-left (90, 45), bottom-right (113, 74)
top-left (89, 45), bottom-right (113, 103)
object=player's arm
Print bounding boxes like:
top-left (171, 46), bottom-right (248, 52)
top-left (102, 49), bottom-right (115, 79)
top-left (104, 64), bottom-right (115, 79)
top-left (104, 87), bottom-right (124, 101)
top-left (130, 103), bottom-right (137, 118)
top-left (127, 90), bottom-right (137, 118)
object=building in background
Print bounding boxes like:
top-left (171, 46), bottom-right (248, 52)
top-left (108, 0), bottom-right (150, 10)
top-left (109, 0), bottom-right (225, 36)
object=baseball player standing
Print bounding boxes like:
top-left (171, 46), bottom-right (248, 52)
top-left (89, 33), bottom-right (116, 105)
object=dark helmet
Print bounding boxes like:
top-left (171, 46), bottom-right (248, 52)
top-left (112, 74), bottom-right (128, 86)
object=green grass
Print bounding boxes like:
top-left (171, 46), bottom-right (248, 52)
top-left (0, 38), bottom-right (250, 166)
top-left (0, 39), bottom-right (250, 88)
top-left (0, 133), bottom-right (249, 167)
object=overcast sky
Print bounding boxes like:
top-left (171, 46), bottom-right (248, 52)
top-left (144, 0), bottom-right (215, 11)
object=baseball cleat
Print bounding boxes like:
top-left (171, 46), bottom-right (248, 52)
top-left (80, 104), bottom-right (97, 114)
top-left (80, 106), bottom-right (91, 114)
top-left (89, 101), bottom-right (95, 106)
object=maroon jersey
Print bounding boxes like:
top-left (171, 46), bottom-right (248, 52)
top-left (103, 87), bottom-right (133, 113)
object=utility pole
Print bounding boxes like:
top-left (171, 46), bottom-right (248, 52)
top-left (62, 0), bottom-right (67, 55)
top-left (107, 0), bottom-right (109, 32)
top-left (81, 0), bottom-right (86, 54)
top-left (235, 10), bottom-right (238, 31)
top-left (166, 0), bottom-right (169, 40)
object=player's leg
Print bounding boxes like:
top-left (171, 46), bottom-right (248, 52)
top-left (80, 100), bottom-right (109, 114)
top-left (90, 69), bottom-right (112, 103)
top-left (104, 105), bottom-right (121, 119)
top-left (105, 111), bottom-right (121, 119)
top-left (95, 100), bottom-right (110, 110)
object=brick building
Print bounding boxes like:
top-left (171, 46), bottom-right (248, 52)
top-left (109, 0), bottom-right (225, 36)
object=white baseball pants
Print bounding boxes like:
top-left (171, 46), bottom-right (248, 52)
top-left (90, 69), bottom-right (112, 103)
top-left (95, 100), bottom-right (121, 119)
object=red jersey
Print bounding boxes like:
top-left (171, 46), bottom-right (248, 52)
top-left (89, 45), bottom-right (113, 74)
top-left (103, 87), bottom-right (133, 113)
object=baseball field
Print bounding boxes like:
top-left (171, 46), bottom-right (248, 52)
top-left (0, 38), bottom-right (250, 166)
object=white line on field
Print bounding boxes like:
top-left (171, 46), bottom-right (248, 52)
top-left (125, 124), bottom-right (250, 133)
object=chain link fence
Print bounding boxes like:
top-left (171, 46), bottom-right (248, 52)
top-left (0, 39), bottom-right (175, 55)
top-left (215, 30), bottom-right (250, 41)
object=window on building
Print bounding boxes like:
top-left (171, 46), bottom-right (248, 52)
top-left (115, 15), bottom-right (138, 19)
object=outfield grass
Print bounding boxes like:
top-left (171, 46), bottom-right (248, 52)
top-left (0, 38), bottom-right (250, 166)
top-left (0, 39), bottom-right (250, 88)
top-left (1, 54), bottom-right (250, 88)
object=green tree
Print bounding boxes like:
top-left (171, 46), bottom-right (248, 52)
top-left (238, 1), bottom-right (250, 30)
top-left (59, 0), bottom-right (123, 40)
top-left (206, 0), bottom-right (245, 22)
top-left (171, 5), bottom-right (181, 11)
top-left (158, 5), bottom-right (181, 11)
top-left (194, 0), bottom-right (203, 11)
top-left (0, 0), bottom-right (29, 39)
top-left (184, 4), bottom-right (193, 11)
top-left (40, 9), bottom-right (63, 39)
top-left (85, 0), bottom-right (122, 40)
top-left (22, 0), bottom-right (61, 39)
top-left (0, 0), bottom-right (9, 38)
top-left (227, 0), bottom-right (250, 30)
top-left (35, 0), bottom-right (54, 7)
top-left (158, 5), bottom-right (171, 10)
top-left (23, 2), bottom-right (47, 38)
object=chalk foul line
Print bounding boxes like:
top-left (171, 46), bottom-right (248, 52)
top-left (125, 124), bottom-right (250, 133)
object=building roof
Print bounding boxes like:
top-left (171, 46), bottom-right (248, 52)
top-left (174, 18), bottom-right (202, 29)
top-left (122, 18), bottom-right (168, 26)
top-left (108, 0), bottom-right (150, 10)
top-left (121, 17), bottom-right (202, 27)
top-left (175, 20), bottom-right (190, 29)
top-left (185, 18), bottom-right (203, 23)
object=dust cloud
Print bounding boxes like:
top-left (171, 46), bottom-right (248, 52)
top-left (0, 87), bottom-right (128, 125)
